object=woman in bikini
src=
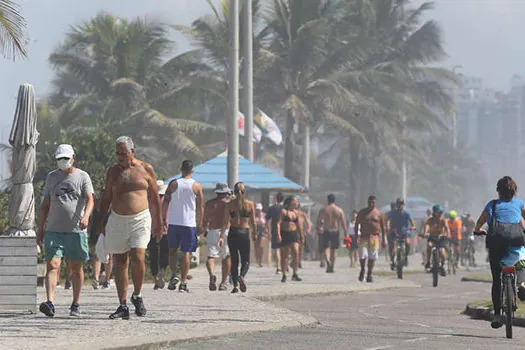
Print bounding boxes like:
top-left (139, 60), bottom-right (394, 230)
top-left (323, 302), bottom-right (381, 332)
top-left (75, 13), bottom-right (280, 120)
top-left (220, 182), bottom-right (256, 293)
top-left (276, 196), bottom-right (304, 282)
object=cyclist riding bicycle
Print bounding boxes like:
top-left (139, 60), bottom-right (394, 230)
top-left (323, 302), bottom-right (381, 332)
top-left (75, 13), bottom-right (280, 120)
top-left (423, 205), bottom-right (449, 276)
top-left (473, 176), bottom-right (525, 329)
top-left (447, 210), bottom-right (462, 267)
top-left (461, 212), bottom-right (476, 265)
top-left (387, 198), bottom-right (415, 270)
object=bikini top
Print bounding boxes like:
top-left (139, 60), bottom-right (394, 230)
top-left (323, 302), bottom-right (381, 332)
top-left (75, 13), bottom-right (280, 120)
top-left (282, 210), bottom-right (299, 223)
top-left (230, 207), bottom-right (252, 219)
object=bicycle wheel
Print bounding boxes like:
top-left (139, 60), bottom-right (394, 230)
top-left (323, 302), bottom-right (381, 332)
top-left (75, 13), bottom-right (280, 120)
top-left (505, 276), bottom-right (514, 339)
top-left (432, 249), bottom-right (439, 287)
top-left (397, 243), bottom-right (404, 279)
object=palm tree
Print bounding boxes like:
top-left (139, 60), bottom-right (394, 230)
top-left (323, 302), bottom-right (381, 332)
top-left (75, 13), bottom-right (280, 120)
top-left (0, 0), bottom-right (27, 59)
top-left (48, 12), bottom-right (223, 172)
top-left (257, 0), bottom-right (374, 183)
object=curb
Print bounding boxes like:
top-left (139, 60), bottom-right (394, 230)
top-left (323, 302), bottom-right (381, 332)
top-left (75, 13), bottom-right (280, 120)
top-left (106, 316), bottom-right (319, 350)
top-left (461, 277), bottom-right (491, 284)
top-left (253, 283), bottom-right (421, 302)
top-left (108, 281), bottom-right (420, 349)
top-left (463, 303), bottom-right (525, 327)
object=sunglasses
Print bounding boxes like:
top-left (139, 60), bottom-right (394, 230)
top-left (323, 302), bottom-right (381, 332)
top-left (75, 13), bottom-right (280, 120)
top-left (57, 157), bottom-right (71, 161)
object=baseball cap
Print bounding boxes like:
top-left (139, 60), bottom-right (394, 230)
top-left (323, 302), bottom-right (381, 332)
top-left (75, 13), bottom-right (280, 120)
top-left (55, 144), bottom-right (75, 159)
top-left (157, 180), bottom-right (168, 195)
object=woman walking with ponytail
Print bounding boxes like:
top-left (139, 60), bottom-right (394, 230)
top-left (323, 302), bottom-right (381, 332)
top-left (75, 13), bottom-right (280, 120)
top-left (277, 196), bottom-right (304, 282)
top-left (220, 182), bottom-right (256, 293)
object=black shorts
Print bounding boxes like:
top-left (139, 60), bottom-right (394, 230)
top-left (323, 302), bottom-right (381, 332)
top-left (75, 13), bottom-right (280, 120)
top-left (449, 238), bottom-right (460, 246)
top-left (271, 233), bottom-right (281, 249)
top-left (281, 231), bottom-right (300, 247)
top-left (322, 230), bottom-right (340, 249)
top-left (428, 236), bottom-right (448, 249)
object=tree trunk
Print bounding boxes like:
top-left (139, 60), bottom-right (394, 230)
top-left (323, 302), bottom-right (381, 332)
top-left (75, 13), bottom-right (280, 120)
top-left (349, 137), bottom-right (360, 211)
top-left (370, 156), bottom-right (380, 196)
top-left (284, 110), bottom-right (295, 180)
top-left (302, 122), bottom-right (310, 188)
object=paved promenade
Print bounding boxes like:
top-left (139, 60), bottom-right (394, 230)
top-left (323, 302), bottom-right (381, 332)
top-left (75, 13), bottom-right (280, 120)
top-left (0, 260), bottom-right (419, 350)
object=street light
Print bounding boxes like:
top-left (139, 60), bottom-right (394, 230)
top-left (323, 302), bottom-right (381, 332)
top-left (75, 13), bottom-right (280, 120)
top-left (227, 0), bottom-right (240, 187)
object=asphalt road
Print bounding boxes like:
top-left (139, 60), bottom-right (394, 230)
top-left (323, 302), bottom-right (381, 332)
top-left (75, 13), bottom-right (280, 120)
top-left (175, 269), bottom-right (525, 350)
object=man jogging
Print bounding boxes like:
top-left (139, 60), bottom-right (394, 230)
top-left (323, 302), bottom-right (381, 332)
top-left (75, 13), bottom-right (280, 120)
top-left (38, 144), bottom-right (94, 317)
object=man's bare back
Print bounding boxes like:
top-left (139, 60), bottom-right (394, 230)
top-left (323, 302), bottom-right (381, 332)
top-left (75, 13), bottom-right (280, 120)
top-left (107, 161), bottom-right (153, 215)
top-left (319, 204), bottom-right (345, 231)
top-left (205, 198), bottom-right (229, 230)
top-left (357, 208), bottom-right (383, 237)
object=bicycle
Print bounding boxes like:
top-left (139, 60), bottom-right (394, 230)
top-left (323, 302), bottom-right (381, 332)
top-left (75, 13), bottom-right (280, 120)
top-left (446, 239), bottom-right (457, 275)
top-left (420, 234), bottom-right (444, 287)
top-left (394, 236), bottom-right (406, 279)
top-left (462, 236), bottom-right (476, 267)
top-left (474, 231), bottom-right (517, 338)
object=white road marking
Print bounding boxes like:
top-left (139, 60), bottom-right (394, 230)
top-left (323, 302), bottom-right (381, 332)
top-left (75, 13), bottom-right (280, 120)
top-left (405, 337), bottom-right (428, 343)
top-left (414, 322), bottom-right (431, 328)
top-left (392, 299), bottom-right (407, 305)
top-left (364, 346), bottom-right (393, 350)
top-left (417, 297), bottom-right (431, 301)
top-left (370, 304), bottom-right (385, 308)
top-left (462, 291), bottom-right (480, 296)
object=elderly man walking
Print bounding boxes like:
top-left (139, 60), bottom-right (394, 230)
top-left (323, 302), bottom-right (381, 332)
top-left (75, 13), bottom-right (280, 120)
top-left (38, 144), bottom-right (95, 317)
top-left (203, 183), bottom-right (232, 291)
top-left (98, 136), bottom-right (163, 319)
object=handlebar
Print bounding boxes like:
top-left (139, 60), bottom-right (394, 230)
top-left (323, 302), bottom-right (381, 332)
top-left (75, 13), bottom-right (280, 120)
top-left (473, 231), bottom-right (487, 236)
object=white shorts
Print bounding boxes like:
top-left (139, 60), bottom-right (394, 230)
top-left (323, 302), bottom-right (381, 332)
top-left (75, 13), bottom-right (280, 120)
top-left (358, 236), bottom-right (380, 261)
top-left (207, 229), bottom-right (230, 259)
top-left (105, 209), bottom-right (151, 254)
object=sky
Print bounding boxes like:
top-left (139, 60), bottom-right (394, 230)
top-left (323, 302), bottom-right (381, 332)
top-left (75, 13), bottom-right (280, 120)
top-left (1, 0), bottom-right (525, 134)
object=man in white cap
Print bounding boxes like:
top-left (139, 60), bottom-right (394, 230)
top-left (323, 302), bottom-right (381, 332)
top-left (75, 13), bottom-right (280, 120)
top-left (37, 144), bottom-right (95, 317)
top-left (203, 183), bottom-right (232, 291)
top-left (148, 180), bottom-right (170, 289)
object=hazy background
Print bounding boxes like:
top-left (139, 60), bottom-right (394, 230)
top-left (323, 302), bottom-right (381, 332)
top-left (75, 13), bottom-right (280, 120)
top-left (1, 0), bottom-right (524, 132)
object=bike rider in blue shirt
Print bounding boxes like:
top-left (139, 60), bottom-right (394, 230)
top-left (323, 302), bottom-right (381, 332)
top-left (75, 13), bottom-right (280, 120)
top-left (387, 198), bottom-right (416, 270)
top-left (474, 176), bottom-right (525, 329)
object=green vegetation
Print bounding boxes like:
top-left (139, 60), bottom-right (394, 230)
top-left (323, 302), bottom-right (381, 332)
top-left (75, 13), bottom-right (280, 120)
top-left (467, 300), bottom-right (525, 318)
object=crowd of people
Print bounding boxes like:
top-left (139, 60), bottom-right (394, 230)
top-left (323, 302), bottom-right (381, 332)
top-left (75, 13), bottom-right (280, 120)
top-left (35, 136), bottom-right (525, 330)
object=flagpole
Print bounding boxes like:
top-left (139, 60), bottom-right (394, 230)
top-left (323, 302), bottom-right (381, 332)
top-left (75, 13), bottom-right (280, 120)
top-left (243, 0), bottom-right (254, 161)
top-left (228, 0), bottom-right (240, 187)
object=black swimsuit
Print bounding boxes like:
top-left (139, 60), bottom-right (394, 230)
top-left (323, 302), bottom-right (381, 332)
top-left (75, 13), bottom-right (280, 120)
top-left (281, 210), bottom-right (300, 246)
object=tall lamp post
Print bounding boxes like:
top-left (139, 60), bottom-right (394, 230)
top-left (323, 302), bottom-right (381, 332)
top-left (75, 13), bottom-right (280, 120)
top-left (242, 0), bottom-right (254, 161)
top-left (228, 0), bottom-right (240, 187)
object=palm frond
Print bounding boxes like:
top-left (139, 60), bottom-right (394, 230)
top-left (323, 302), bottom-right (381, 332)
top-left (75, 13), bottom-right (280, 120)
top-left (0, 0), bottom-right (27, 59)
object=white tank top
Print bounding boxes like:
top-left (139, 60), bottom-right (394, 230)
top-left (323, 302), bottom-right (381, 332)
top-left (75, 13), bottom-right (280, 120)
top-left (168, 178), bottom-right (197, 227)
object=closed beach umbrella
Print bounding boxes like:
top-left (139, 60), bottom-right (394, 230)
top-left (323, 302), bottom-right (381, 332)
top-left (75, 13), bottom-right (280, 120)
top-left (7, 83), bottom-right (39, 236)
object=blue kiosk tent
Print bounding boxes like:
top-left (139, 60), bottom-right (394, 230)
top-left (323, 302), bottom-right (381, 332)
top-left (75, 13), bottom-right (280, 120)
top-left (167, 152), bottom-right (306, 195)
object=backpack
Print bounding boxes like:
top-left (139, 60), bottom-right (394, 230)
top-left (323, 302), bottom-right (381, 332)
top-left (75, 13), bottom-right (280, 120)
top-left (486, 200), bottom-right (525, 250)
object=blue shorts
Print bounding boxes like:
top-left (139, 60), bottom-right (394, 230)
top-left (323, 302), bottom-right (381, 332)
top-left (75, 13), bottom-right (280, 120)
top-left (167, 225), bottom-right (197, 252)
top-left (45, 231), bottom-right (89, 261)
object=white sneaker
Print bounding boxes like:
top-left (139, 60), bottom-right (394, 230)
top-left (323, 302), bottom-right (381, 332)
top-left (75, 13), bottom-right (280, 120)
top-left (92, 279), bottom-right (100, 290)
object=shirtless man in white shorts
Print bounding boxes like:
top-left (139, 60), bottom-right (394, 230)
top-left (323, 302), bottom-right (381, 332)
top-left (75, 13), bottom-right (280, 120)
top-left (98, 136), bottom-right (162, 319)
top-left (204, 183), bottom-right (232, 291)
